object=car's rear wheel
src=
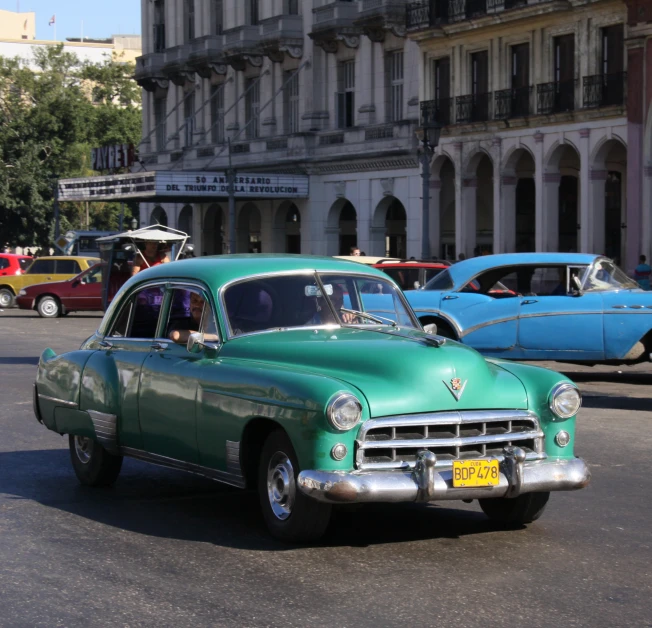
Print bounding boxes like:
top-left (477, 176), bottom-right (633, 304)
top-left (37, 296), bottom-right (61, 318)
top-left (258, 429), bottom-right (332, 542)
top-left (0, 288), bottom-right (15, 308)
top-left (69, 435), bottom-right (123, 487)
top-left (479, 492), bottom-right (550, 525)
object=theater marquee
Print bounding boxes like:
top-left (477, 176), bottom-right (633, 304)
top-left (57, 171), bottom-right (310, 202)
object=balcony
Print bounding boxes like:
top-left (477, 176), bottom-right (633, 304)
top-left (187, 35), bottom-right (226, 79)
top-left (406, 0), bottom-right (448, 29)
top-left (222, 25), bottom-right (263, 70)
top-left (162, 44), bottom-right (195, 86)
top-left (408, 0), bottom-right (537, 30)
top-left (583, 72), bottom-right (627, 109)
top-left (456, 93), bottom-right (491, 123)
top-left (536, 80), bottom-right (576, 115)
top-left (259, 14), bottom-right (304, 62)
top-left (355, 0), bottom-right (409, 42)
top-left (495, 86), bottom-right (533, 119)
top-left (420, 98), bottom-right (453, 126)
top-left (134, 52), bottom-right (167, 91)
top-left (310, 1), bottom-right (361, 53)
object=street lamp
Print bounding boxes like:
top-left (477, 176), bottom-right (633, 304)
top-left (131, 217), bottom-right (138, 231)
top-left (416, 104), bottom-right (442, 260)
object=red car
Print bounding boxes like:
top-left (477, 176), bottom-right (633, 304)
top-left (16, 263), bottom-right (104, 318)
top-left (372, 259), bottom-right (451, 291)
top-left (0, 253), bottom-right (32, 277)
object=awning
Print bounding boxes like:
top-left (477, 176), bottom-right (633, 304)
top-left (57, 170), bottom-right (310, 203)
top-left (96, 226), bottom-right (188, 244)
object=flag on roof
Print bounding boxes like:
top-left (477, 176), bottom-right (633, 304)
top-left (49, 15), bottom-right (56, 26)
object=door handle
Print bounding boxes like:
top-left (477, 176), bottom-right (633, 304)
top-left (151, 342), bottom-right (168, 351)
top-left (522, 299), bottom-right (538, 305)
top-left (99, 340), bottom-right (113, 349)
top-left (443, 295), bottom-right (459, 301)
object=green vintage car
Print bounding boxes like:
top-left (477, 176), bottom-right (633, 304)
top-left (34, 255), bottom-right (590, 541)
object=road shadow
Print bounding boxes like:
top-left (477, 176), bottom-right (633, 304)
top-left (0, 449), bottom-right (518, 551)
top-left (582, 395), bottom-right (652, 412)
top-left (0, 356), bottom-right (39, 366)
top-left (567, 372), bottom-right (652, 387)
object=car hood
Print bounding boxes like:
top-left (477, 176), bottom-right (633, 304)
top-left (221, 327), bottom-right (528, 417)
top-left (21, 279), bottom-right (70, 294)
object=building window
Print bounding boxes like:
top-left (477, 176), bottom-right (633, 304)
top-left (471, 50), bottom-right (489, 121)
top-left (245, 78), bottom-right (260, 139)
top-left (212, 0), bottom-right (223, 35)
top-left (284, 70), bottom-right (300, 134)
top-left (337, 60), bottom-right (355, 129)
top-left (184, 0), bottom-right (195, 42)
top-left (246, 0), bottom-right (259, 26)
top-left (184, 92), bottom-right (195, 147)
top-left (602, 24), bottom-right (624, 76)
top-left (387, 50), bottom-right (404, 122)
top-left (153, 0), bottom-right (165, 52)
top-left (211, 85), bottom-right (224, 144)
top-left (285, 0), bottom-right (300, 14)
top-left (432, 57), bottom-right (451, 125)
top-left (154, 96), bottom-right (167, 151)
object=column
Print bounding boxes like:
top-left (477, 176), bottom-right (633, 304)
top-left (589, 169), bottom-right (607, 256)
top-left (461, 178), bottom-right (477, 257)
top-left (534, 132), bottom-right (545, 251)
top-left (579, 128), bottom-right (592, 253)
top-left (260, 201), bottom-right (274, 253)
top-left (357, 38), bottom-right (375, 126)
top-left (542, 174), bottom-right (560, 252)
top-left (429, 180), bottom-right (441, 259)
top-left (492, 138), bottom-right (502, 253)
top-left (225, 69), bottom-right (239, 137)
top-left (260, 62), bottom-right (277, 138)
top-left (453, 143), bottom-right (464, 258)
top-left (501, 176), bottom-right (517, 253)
top-left (643, 166), bottom-right (652, 261)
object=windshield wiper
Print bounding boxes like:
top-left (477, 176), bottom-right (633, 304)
top-left (340, 308), bottom-right (397, 327)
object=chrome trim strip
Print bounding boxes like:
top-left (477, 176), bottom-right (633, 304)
top-left (225, 440), bottom-right (242, 477)
top-left (119, 447), bottom-right (246, 489)
top-left (88, 410), bottom-right (118, 452)
top-left (519, 311), bottom-right (601, 319)
top-left (604, 309), bottom-right (652, 315)
top-left (358, 451), bottom-right (546, 471)
top-left (37, 393), bottom-right (78, 408)
top-left (460, 316), bottom-right (518, 338)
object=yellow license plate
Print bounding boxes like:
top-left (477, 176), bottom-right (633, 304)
top-left (452, 459), bottom-right (500, 488)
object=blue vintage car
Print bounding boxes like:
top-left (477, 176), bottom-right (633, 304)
top-left (405, 253), bottom-right (652, 364)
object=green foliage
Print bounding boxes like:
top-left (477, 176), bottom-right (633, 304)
top-left (0, 45), bottom-right (142, 248)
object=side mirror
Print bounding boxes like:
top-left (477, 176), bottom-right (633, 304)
top-left (571, 275), bottom-right (583, 296)
top-left (423, 323), bottom-right (438, 335)
top-left (187, 332), bottom-right (220, 354)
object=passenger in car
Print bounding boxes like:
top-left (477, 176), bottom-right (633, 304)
top-left (132, 241), bottom-right (170, 275)
top-left (168, 292), bottom-right (217, 344)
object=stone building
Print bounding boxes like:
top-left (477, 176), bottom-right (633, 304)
top-left (134, 0), bottom-right (426, 257)
top-left (408, 0), bottom-right (652, 269)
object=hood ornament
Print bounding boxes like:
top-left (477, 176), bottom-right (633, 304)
top-left (443, 377), bottom-right (467, 401)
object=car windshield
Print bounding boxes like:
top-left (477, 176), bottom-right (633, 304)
top-left (583, 259), bottom-right (639, 292)
top-left (223, 273), bottom-right (419, 337)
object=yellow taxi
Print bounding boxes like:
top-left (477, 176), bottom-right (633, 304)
top-left (0, 256), bottom-right (100, 308)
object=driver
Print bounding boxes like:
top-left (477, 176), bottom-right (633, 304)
top-left (313, 284), bottom-right (357, 325)
top-left (168, 292), bottom-right (217, 344)
top-left (132, 241), bottom-right (170, 276)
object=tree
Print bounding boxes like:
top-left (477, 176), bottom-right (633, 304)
top-left (0, 45), bottom-right (141, 249)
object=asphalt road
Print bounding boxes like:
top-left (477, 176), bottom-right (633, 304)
top-left (1, 309), bottom-right (651, 628)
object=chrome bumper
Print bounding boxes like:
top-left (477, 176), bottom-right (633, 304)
top-left (298, 447), bottom-right (591, 504)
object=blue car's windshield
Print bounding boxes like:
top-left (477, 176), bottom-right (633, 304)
top-left (583, 259), bottom-right (639, 292)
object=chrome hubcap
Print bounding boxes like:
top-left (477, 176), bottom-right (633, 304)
top-left (0, 292), bottom-right (11, 307)
top-left (41, 299), bottom-right (57, 316)
top-left (267, 452), bottom-right (295, 521)
top-left (74, 436), bottom-right (93, 464)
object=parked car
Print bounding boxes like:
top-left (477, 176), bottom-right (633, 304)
top-left (406, 253), bottom-right (651, 364)
top-left (34, 255), bottom-right (590, 542)
top-left (16, 263), bottom-right (104, 318)
top-left (0, 256), bottom-right (99, 308)
top-left (0, 253), bottom-right (32, 280)
top-left (372, 259), bottom-right (451, 291)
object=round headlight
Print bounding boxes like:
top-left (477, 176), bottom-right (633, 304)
top-left (327, 393), bottom-right (362, 431)
top-left (549, 383), bottom-right (581, 419)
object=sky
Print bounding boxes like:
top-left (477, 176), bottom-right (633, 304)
top-left (2, 0), bottom-right (141, 40)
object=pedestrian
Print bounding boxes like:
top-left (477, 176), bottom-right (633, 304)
top-left (634, 254), bottom-right (651, 290)
top-left (350, 247), bottom-right (361, 256)
top-left (131, 241), bottom-right (170, 275)
top-left (457, 253), bottom-right (466, 262)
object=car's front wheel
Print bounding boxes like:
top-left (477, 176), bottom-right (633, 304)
top-left (37, 296), bottom-right (61, 318)
top-left (258, 429), bottom-right (332, 542)
top-left (69, 435), bottom-right (123, 487)
top-left (0, 288), bottom-right (15, 308)
top-left (479, 491), bottom-right (550, 525)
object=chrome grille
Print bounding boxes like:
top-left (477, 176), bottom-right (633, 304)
top-left (355, 410), bottom-right (545, 470)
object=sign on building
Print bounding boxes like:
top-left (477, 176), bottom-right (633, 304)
top-left (91, 144), bottom-right (136, 172)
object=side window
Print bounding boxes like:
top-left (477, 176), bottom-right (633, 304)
top-left (28, 259), bottom-right (55, 274)
top-left (165, 287), bottom-right (218, 344)
top-left (131, 286), bottom-right (165, 338)
top-left (19, 258), bottom-right (31, 272)
top-left (424, 269), bottom-right (453, 291)
top-left (109, 301), bottom-right (133, 338)
top-left (55, 259), bottom-right (80, 274)
top-left (0, 258), bottom-right (9, 270)
top-left (528, 266), bottom-right (568, 296)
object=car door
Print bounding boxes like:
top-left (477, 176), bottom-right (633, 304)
top-left (19, 258), bottom-right (57, 290)
top-left (441, 270), bottom-right (520, 352)
top-left (517, 265), bottom-right (604, 359)
top-left (138, 284), bottom-right (220, 464)
top-left (65, 265), bottom-right (104, 311)
top-left (53, 258), bottom-right (82, 282)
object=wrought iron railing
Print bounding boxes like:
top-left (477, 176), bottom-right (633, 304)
top-left (456, 93), bottom-right (490, 123)
top-left (420, 98), bottom-right (453, 126)
top-left (582, 72), bottom-right (626, 108)
top-left (495, 86), bottom-right (532, 119)
top-left (406, 0), bottom-right (448, 27)
top-left (537, 80), bottom-right (576, 115)
top-left (450, 0), bottom-right (487, 20)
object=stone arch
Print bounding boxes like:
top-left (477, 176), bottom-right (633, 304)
top-left (203, 204), bottom-right (224, 255)
top-left (463, 147), bottom-right (493, 178)
top-left (178, 205), bottom-right (193, 239)
top-left (150, 206), bottom-right (167, 227)
top-left (590, 135), bottom-right (627, 170)
top-left (273, 201), bottom-right (301, 253)
top-left (544, 139), bottom-right (580, 171)
top-left (237, 203), bottom-right (262, 253)
top-left (325, 199), bottom-right (357, 256)
top-left (370, 196), bottom-right (407, 257)
top-left (502, 144), bottom-right (536, 176)
top-left (430, 150), bottom-right (456, 181)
